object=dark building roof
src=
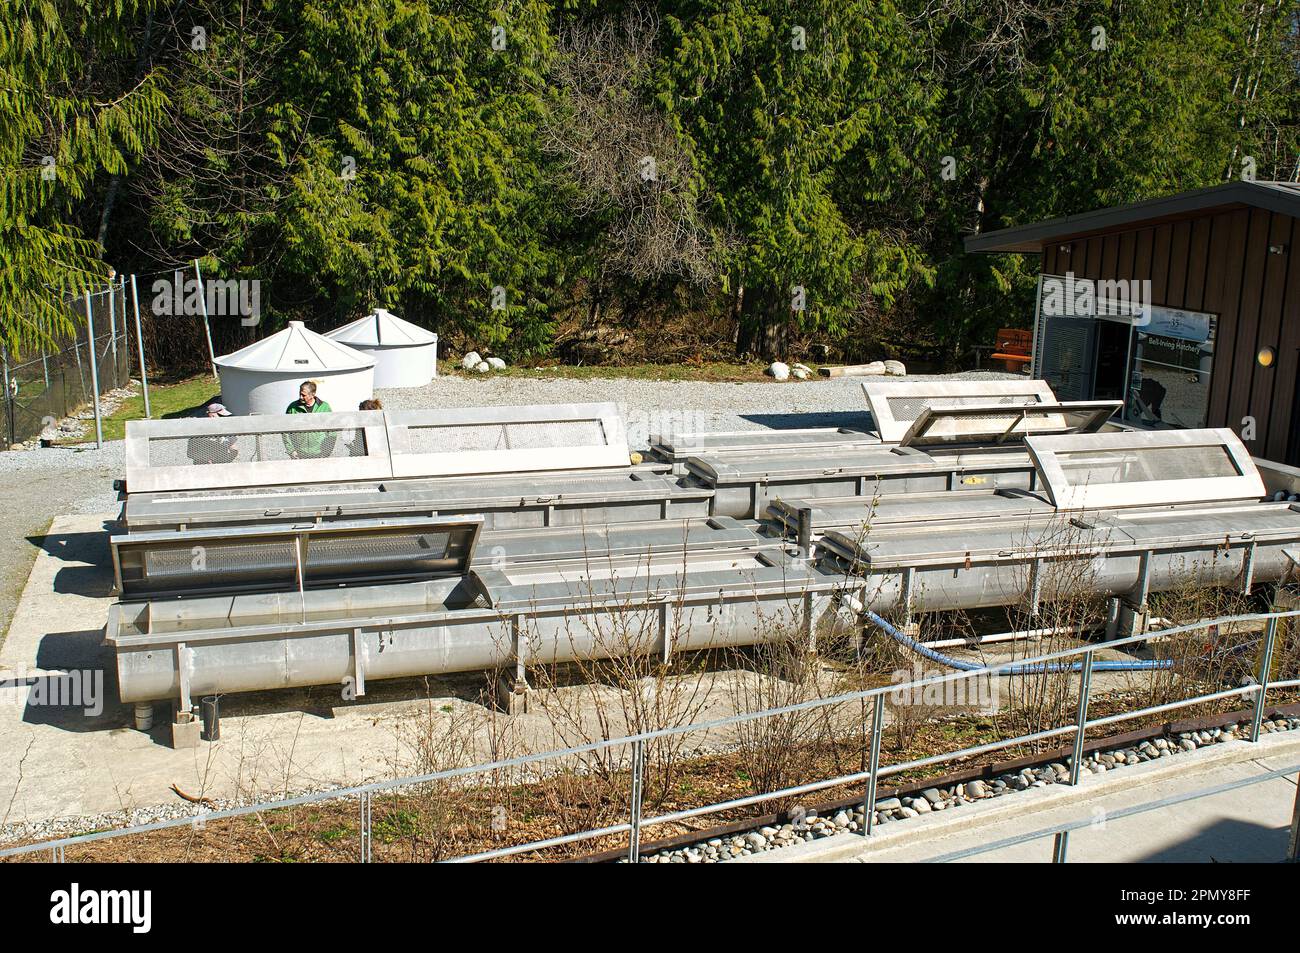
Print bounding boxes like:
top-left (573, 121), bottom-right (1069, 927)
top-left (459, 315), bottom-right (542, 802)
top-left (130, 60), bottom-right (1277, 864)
top-left (965, 181), bottom-right (1300, 254)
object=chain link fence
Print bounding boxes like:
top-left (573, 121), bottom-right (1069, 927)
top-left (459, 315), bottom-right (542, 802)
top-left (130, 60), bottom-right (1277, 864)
top-left (1, 283), bottom-right (135, 449)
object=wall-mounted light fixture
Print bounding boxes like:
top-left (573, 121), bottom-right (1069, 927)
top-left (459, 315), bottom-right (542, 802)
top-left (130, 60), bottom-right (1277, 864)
top-left (1268, 244), bottom-right (1288, 255)
top-left (1059, 243), bottom-right (1073, 254)
top-left (1257, 346), bottom-right (1276, 368)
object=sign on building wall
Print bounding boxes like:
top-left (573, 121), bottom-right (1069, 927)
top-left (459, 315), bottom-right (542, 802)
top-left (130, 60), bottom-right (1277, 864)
top-left (1139, 305), bottom-right (1213, 343)
top-left (1034, 274), bottom-right (1218, 429)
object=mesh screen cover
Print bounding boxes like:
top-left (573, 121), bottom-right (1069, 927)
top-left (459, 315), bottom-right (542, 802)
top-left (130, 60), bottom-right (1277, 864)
top-left (886, 393), bottom-right (1044, 423)
top-left (148, 429), bottom-right (368, 467)
top-left (403, 419), bottom-right (605, 455)
top-left (1054, 444), bottom-right (1240, 488)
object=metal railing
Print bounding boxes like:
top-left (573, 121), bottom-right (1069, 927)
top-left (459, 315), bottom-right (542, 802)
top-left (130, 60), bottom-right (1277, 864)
top-left (2, 608), bottom-right (1298, 863)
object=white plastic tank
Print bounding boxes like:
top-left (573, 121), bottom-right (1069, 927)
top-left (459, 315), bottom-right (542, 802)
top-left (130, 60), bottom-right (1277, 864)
top-left (215, 321), bottom-right (375, 415)
top-left (325, 308), bottom-right (438, 388)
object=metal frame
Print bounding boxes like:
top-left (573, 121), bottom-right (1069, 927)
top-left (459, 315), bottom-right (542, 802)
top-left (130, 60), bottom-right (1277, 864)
top-left (111, 515), bottom-right (484, 600)
top-left (125, 403), bottom-right (632, 493)
top-left (1027, 427), bottom-right (1264, 510)
top-left (12, 608), bottom-right (1299, 863)
top-left (379, 403), bottom-right (628, 478)
top-left (125, 410), bottom-right (391, 493)
top-left (897, 400), bottom-right (1120, 447)
top-left (863, 379), bottom-right (1058, 443)
top-left (650, 427), bottom-right (880, 460)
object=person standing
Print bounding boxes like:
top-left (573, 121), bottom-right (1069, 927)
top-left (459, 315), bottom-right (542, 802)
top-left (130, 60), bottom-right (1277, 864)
top-left (186, 402), bottom-right (240, 464)
top-left (286, 380), bottom-right (331, 415)
top-left (284, 381), bottom-right (334, 458)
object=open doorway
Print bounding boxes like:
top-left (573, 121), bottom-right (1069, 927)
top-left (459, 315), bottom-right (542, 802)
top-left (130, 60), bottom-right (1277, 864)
top-left (1093, 319), bottom-right (1131, 400)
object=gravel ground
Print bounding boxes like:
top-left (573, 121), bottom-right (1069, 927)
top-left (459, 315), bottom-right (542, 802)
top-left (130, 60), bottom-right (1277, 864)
top-left (378, 369), bottom-right (1019, 448)
top-left (0, 369), bottom-right (1016, 644)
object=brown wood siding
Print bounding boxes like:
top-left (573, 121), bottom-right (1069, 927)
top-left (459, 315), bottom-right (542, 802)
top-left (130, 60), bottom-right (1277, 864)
top-left (1185, 217), bottom-right (1212, 312)
top-left (1204, 210), bottom-right (1250, 432)
top-left (1032, 205), bottom-right (1300, 461)
top-left (1260, 214), bottom-right (1298, 459)
top-left (1043, 244), bottom-right (1059, 275)
top-left (1227, 210), bottom-right (1274, 445)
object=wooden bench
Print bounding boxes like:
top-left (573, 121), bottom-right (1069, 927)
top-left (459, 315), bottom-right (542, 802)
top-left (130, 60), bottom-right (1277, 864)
top-left (990, 328), bottom-right (1032, 372)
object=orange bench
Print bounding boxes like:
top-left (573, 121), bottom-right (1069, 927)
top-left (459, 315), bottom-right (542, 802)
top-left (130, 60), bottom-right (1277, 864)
top-left (991, 328), bottom-right (1032, 372)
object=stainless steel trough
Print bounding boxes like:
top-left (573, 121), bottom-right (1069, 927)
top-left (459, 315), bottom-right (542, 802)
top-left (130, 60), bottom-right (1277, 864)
top-left (682, 385), bottom-right (1121, 519)
top-left (105, 516), bottom-right (840, 705)
top-left (814, 428), bottom-right (1299, 623)
top-left (123, 467), bottom-right (706, 532)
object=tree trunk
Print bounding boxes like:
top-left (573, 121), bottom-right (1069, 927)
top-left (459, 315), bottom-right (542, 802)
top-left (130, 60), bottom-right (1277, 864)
top-left (735, 286), bottom-right (789, 361)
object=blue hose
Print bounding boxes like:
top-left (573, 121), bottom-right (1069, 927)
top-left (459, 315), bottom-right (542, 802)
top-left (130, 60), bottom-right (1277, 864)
top-left (862, 609), bottom-right (1173, 674)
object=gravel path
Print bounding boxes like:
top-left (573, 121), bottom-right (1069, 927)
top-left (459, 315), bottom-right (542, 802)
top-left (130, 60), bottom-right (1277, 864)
top-left (0, 369), bottom-right (1016, 643)
top-left (378, 369), bottom-right (1017, 448)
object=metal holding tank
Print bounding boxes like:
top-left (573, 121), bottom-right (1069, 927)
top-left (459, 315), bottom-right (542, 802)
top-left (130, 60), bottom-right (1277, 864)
top-left (325, 308), bottom-right (438, 388)
top-left (214, 320), bottom-right (375, 416)
top-left (106, 515), bottom-right (837, 705)
top-left (815, 428), bottom-right (1299, 626)
top-left (102, 381), bottom-right (1300, 735)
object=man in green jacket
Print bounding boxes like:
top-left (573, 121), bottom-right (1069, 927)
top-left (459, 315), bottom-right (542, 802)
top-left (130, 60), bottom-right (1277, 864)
top-left (284, 381), bottom-right (334, 458)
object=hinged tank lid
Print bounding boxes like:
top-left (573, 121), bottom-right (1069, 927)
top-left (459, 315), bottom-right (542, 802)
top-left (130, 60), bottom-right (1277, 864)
top-left (897, 400), bottom-right (1120, 447)
top-left (1026, 428), bottom-right (1265, 510)
top-left (112, 516), bottom-right (482, 599)
top-left (863, 379), bottom-right (1058, 443)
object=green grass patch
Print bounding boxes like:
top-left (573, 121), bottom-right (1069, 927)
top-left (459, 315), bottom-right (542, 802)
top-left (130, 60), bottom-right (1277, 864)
top-left (317, 824), bottom-right (353, 843)
top-left (96, 374), bottom-right (220, 442)
top-left (374, 809), bottom-right (422, 844)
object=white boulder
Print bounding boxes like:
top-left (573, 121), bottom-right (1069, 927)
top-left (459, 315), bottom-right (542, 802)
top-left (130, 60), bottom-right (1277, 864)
top-left (462, 351), bottom-right (483, 370)
top-left (767, 361), bottom-right (790, 381)
top-left (475, 361), bottom-right (490, 373)
top-left (884, 359), bottom-right (906, 376)
top-left (792, 366), bottom-right (809, 380)
top-left (486, 356), bottom-right (507, 370)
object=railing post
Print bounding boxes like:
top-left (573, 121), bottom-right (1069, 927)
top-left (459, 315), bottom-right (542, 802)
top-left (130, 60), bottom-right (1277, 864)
top-left (1288, 772), bottom-right (1299, 863)
top-left (1249, 617), bottom-right (1278, 742)
top-left (359, 791), bottom-right (372, 863)
top-left (863, 693), bottom-right (885, 835)
top-left (1052, 831), bottom-right (1069, 863)
top-left (130, 274), bottom-right (151, 418)
top-left (1069, 650), bottom-right (1094, 784)
top-left (83, 292), bottom-right (103, 449)
top-left (50, 844), bottom-right (64, 863)
top-left (628, 739), bottom-right (645, 864)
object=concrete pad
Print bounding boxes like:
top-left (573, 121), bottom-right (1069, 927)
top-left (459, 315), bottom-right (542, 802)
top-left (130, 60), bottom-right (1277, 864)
top-left (0, 516), bottom-right (781, 828)
top-left (738, 729), bottom-right (1300, 864)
